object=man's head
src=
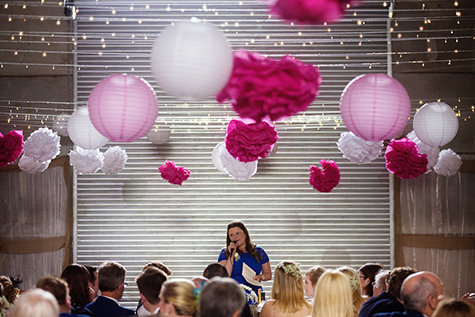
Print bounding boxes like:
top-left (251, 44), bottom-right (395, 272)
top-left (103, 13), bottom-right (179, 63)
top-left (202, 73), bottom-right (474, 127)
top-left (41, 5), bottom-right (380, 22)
top-left (98, 261), bottom-right (127, 300)
top-left (10, 289), bottom-right (59, 317)
top-left (373, 269), bottom-right (390, 297)
top-left (142, 261), bottom-right (173, 276)
top-left (387, 266), bottom-right (417, 301)
top-left (136, 266), bottom-right (168, 311)
top-left (200, 277), bottom-right (246, 317)
top-left (402, 271), bottom-right (444, 317)
top-left (36, 276), bottom-right (70, 311)
top-left (203, 263), bottom-right (229, 279)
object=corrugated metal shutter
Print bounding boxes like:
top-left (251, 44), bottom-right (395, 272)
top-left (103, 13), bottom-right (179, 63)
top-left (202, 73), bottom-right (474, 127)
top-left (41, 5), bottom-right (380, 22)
top-left (74, 0), bottom-right (392, 307)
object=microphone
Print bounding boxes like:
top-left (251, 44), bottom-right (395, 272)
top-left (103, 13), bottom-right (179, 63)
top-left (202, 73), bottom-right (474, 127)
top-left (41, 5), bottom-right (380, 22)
top-left (230, 241), bottom-right (237, 256)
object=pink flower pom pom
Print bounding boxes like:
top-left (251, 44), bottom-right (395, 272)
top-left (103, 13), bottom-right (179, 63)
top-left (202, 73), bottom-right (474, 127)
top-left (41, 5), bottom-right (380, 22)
top-left (269, 0), bottom-right (360, 25)
top-left (385, 137), bottom-right (428, 179)
top-left (217, 50), bottom-right (321, 122)
top-left (0, 130), bottom-right (23, 168)
top-left (225, 119), bottom-right (278, 163)
top-left (309, 159), bottom-right (340, 192)
top-left (159, 160), bottom-right (190, 186)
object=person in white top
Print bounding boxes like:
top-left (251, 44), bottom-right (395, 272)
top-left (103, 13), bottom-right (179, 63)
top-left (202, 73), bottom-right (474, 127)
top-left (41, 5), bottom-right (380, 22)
top-left (136, 266), bottom-right (168, 316)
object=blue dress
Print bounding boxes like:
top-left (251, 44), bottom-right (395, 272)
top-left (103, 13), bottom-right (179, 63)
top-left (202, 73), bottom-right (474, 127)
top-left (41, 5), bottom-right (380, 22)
top-left (218, 246), bottom-right (269, 295)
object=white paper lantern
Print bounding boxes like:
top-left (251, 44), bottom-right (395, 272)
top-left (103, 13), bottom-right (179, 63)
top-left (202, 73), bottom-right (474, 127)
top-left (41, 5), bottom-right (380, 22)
top-left (68, 107), bottom-right (109, 149)
top-left (151, 19), bottom-right (233, 101)
top-left (146, 122), bottom-right (171, 145)
top-left (413, 102), bottom-right (459, 147)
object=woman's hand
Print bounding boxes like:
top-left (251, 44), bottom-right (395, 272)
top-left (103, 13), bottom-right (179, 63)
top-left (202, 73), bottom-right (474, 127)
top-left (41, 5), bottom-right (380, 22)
top-left (253, 274), bottom-right (265, 282)
top-left (228, 241), bottom-right (237, 259)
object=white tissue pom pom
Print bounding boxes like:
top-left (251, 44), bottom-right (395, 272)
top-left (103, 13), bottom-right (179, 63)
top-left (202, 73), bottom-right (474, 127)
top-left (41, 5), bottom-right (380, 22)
top-left (52, 114), bottom-right (69, 137)
top-left (18, 155), bottom-right (50, 174)
top-left (337, 132), bottom-right (383, 164)
top-left (407, 130), bottom-right (440, 171)
top-left (69, 147), bottom-right (104, 175)
top-left (219, 144), bottom-right (257, 181)
top-left (102, 146), bottom-right (128, 175)
top-left (433, 149), bottom-right (462, 177)
top-left (212, 142), bottom-right (227, 173)
top-left (23, 127), bottom-right (61, 162)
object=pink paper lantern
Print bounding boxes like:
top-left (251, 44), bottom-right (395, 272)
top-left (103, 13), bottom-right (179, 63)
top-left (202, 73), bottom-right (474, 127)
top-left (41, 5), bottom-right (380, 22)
top-left (339, 74), bottom-right (411, 142)
top-left (88, 74), bottom-right (159, 142)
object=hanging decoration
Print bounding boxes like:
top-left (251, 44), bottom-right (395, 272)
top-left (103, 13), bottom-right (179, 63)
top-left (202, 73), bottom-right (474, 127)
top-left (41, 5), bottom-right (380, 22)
top-left (212, 141), bottom-right (258, 181)
top-left (68, 107), bottom-right (109, 150)
top-left (217, 50), bottom-right (321, 122)
top-left (433, 149), bottom-right (462, 177)
top-left (406, 130), bottom-right (439, 172)
top-left (339, 74), bottom-right (411, 142)
top-left (159, 160), bottom-right (190, 185)
top-left (269, 0), bottom-right (360, 25)
top-left (309, 159), bottom-right (340, 192)
top-left (384, 138), bottom-right (428, 179)
top-left (151, 19), bottom-right (233, 101)
top-left (102, 146), bottom-right (128, 175)
top-left (413, 102), bottom-right (459, 147)
top-left (0, 130), bottom-right (23, 168)
top-left (69, 147), bottom-right (104, 175)
top-left (225, 119), bottom-right (278, 163)
top-left (18, 155), bottom-right (50, 174)
top-left (336, 131), bottom-right (383, 164)
top-left (146, 122), bottom-right (171, 145)
top-left (212, 142), bottom-right (227, 173)
top-left (23, 127), bottom-right (60, 163)
top-left (88, 74), bottom-right (159, 142)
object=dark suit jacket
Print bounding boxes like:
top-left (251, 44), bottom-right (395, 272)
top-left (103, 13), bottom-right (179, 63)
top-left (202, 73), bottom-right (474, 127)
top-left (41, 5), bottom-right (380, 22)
top-left (86, 296), bottom-right (135, 317)
top-left (358, 292), bottom-right (405, 317)
top-left (373, 309), bottom-right (424, 317)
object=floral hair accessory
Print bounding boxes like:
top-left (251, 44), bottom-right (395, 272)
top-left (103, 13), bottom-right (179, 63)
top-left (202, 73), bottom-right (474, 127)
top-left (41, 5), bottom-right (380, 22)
top-left (385, 138), bottom-right (428, 179)
top-left (276, 262), bottom-right (302, 280)
top-left (309, 160), bottom-right (340, 192)
top-left (217, 50), bottom-right (321, 122)
top-left (0, 130), bottom-right (23, 168)
top-left (348, 275), bottom-right (360, 292)
top-left (159, 160), bottom-right (190, 185)
top-left (225, 119), bottom-right (278, 163)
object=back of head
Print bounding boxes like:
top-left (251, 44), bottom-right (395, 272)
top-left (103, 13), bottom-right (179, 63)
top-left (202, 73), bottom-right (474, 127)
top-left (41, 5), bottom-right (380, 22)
top-left (203, 263), bottom-right (229, 279)
top-left (374, 270), bottom-right (390, 294)
top-left (136, 266), bottom-right (168, 305)
top-left (36, 276), bottom-right (69, 306)
top-left (359, 263), bottom-right (385, 297)
top-left (433, 298), bottom-right (475, 317)
top-left (312, 270), bottom-right (353, 317)
top-left (98, 261), bottom-right (126, 292)
top-left (162, 279), bottom-right (198, 317)
top-left (387, 267), bottom-right (416, 301)
top-left (10, 289), bottom-right (59, 317)
top-left (402, 272), bottom-right (439, 313)
top-left (84, 265), bottom-right (98, 285)
top-left (272, 261), bottom-right (308, 313)
top-left (338, 267), bottom-right (365, 316)
top-left (0, 276), bottom-right (19, 305)
top-left (200, 277), bottom-right (246, 317)
top-left (142, 261), bottom-right (173, 276)
top-left (60, 264), bottom-right (91, 307)
top-left (306, 266), bottom-right (326, 288)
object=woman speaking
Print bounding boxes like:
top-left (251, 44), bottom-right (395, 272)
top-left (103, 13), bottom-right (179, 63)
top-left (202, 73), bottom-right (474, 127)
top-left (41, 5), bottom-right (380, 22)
top-left (218, 220), bottom-right (272, 296)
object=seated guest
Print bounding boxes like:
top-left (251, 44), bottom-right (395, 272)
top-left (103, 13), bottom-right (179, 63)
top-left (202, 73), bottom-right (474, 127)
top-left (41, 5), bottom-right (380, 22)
top-left (158, 279), bottom-right (198, 317)
top-left (61, 264), bottom-right (95, 316)
top-left (84, 265), bottom-right (99, 301)
top-left (86, 261), bottom-right (135, 317)
top-left (359, 264), bottom-right (385, 299)
top-left (10, 289), bottom-right (59, 317)
top-left (260, 261), bottom-right (312, 317)
top-left (311, 270), bottom-right (354, 317)
top-left (433, 298), bottom-right (475, 317)
top-left (136, 261), bottom-right (173, 316)
top-left (373, 270), bottom-right (390, 298)
top-left (203, 263), bottom-right (229, 279)
top-left (135, 267), bottom-right (168, 316)
top-left (200, 277), bottom-right (246, 317)
top-left (339, 266), bottom-right (366, 317)
top-left (0, 276), bottom-right (19, 307)
top-left (358, 267), bottom-right (416, 317)
top-left (373, 271), bottom-right (444, 317)
top-left (305, 266), bottom-right (326, 299)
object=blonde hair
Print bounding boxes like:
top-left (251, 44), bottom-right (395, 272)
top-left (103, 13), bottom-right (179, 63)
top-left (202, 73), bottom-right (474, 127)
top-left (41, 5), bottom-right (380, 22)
top-left (338, 267), bottom-right (365, 317)
top-left (433, 298), bottom-right (475, 317)
top-left (162, 279), bottom-right (198, 317)
top-left (312, 270), bottom-right (353, 317)
top-left (10, 289), bottom-right (59, 317)
top-left (271, 261), bottom-right (311, 313)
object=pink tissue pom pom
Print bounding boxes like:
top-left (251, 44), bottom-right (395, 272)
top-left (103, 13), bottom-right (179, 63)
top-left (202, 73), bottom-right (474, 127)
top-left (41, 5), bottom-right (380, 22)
top-left (225, 119), bottom-right (278, 163)
top-left (269, 0), bottom-right (360, 25)
top-left (0, 130), bottom-right (23, 168)
top-left (309, 159), bottom-right (340, 192)
top-left (217, 50), bottom-right (321, 122)
top-left (159, 160), bottom-right (190, 185)
top-left (385, 137), bottom-right (428, 179)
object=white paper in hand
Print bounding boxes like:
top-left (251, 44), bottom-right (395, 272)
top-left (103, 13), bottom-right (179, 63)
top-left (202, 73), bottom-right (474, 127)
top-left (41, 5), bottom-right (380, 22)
top-left (242, 262), bottom-right (263, 287)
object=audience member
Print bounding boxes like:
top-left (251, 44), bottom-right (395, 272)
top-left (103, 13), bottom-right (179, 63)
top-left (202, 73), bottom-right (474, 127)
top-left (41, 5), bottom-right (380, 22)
top-left (10, 289), bottom-right (59, 317)
top-left (339, 266), bottom-right (366, 317)
top-left (135, 267), bottom-right (168, 316)
top-left (158, 279), bottom-right (198, 317)
top-left (85, 261), bottom-right (135, 317)
top-left (0, 282), bottom-right (12, 317)
top-left (373, 270), bottom-right (390, 298)
top-left (0, 276), bottom-right (19, 306)
top-left (311, 270), bottom-right (353, 317)
top-left (61, 264), bottom-right (95, 316)
top-left (203, 263), bottom-right (229, 279)
top-left (260, 261), bottom-right (312, 317)
top-left (373, 271), bottom-right (444, 317)
top-left (433, 298), bottom-right (475, 317)
top-left (358, 267), bottom-right (416, 317)
top-left (84, 265), bottom-right (99, 301)
top-left (359, 264), bottom-right (386, 298)
top-left (200, 277), bottom-right (246, 317)
top-left (304, 266), bottom-right (326, 299)
top-left (136, 261), bottom-right (173, 316)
